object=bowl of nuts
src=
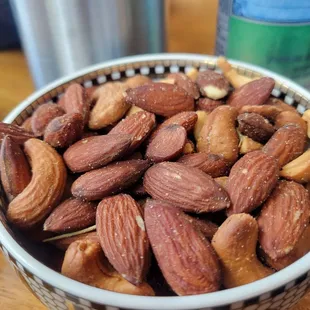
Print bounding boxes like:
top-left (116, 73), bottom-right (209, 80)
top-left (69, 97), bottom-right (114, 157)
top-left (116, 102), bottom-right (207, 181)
top-left (0, 53), bottom-right (310, 310)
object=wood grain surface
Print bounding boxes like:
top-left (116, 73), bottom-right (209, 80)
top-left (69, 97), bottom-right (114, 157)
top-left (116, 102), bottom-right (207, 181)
top-left (0, 0), bottom-right (309, 309)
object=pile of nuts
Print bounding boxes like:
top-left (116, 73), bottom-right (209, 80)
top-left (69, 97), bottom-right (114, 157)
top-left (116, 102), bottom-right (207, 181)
top-left (1, 57), bottom-right (310, 297)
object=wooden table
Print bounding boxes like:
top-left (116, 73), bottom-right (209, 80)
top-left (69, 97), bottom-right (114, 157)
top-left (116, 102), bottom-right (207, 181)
top-left (0, 1), bottom-right (309, 309)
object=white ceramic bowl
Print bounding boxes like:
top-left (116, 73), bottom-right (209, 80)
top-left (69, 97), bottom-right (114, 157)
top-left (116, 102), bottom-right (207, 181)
top-left (1, 54), bottom-right (310, 310)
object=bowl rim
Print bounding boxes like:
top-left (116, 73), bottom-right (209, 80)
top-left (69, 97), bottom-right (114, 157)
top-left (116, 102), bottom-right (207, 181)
top-left (1, 53), bottom-right (310, 309)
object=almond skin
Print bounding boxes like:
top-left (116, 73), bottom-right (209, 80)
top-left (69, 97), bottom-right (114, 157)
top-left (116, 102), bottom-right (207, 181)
top-left (31, 103), bottom-right (65, 136)
top-left (212, 214), bottom-right (273, 288)
top-left (258, 180), bottom-right (310, 260)
top-left (145, 199), bottom-right (221, 295)
top-left (237, 113), bottom-right (275, 143)
top-left (125, 83), bottom-right (195, 117)
top-left (44, 113), bottom-right (84, 148)
top-left (148, 111), bottom-right (198, 144)
top-left (227, 77), bottom-right (275, 109)
top-left (167, 73), bottom-right (200, 99)
top-left (63, 134), bottom-right (132, 173)
top-left (144, 162), bottom-right (230, 213)
top-left (0, 122), bottom-right (35, 144)
top-left (72, 160), bottom-right (150, 201)
top-left (44, 198), bottom-right (97, 233)
top-left (196, 70), bottom-right (230, 100)
top-left (0, 136), bottom-right (31, 202)
top-left (6, 139), bottom-right (67, 230)
top-left (239, 105), bottom-right (282, 121)
top-left (227, 151), bottom-right (279, 215)
top-left (263, 124), bottom-right (306, 167)
top-left (189, 217), bottom-right (218, 240)
top-left (197, 98), bottom-right (223, 112)
top-left (21, 117), bottom-right (34, 134)
top-left (96, 194), bottom-right (150, 285)
top-left (178, 153), bottom-right (229, 178)
top-left (109, 111), bottom-right (156, 153)
top-left (197, 106), bottom-right (239, 165)
top-left (146, 125), bottom-right (187, 163)
top-left (61, 83), bottom-right (90, 125)
top-left (89, 82), bottom-right (130, 129)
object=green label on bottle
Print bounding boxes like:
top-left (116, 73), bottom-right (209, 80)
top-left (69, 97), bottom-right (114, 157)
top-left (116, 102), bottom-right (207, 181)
top-left (227, 16), bottom-right (310, 89)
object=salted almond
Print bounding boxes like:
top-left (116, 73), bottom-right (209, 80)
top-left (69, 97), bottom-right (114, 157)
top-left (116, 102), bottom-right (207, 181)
top-left (258, 180), bottom-right (310, 260)
top-left (109, 111), bottom-right (156, 153)
top-left (178, 153), bottom-right (228, 178)
top-left (263, 124), bottom-right (306, 167)
top-left (227, 77), bottom-right (275, 110)
top-left (148, 111), bottom-right (197, 144)
top-left (21, 117), bottom-right (34, 134)
top-left (44, 198), bottom-right (96, 233)
top-left (97, 194), bottom-right (150, 285)
top-left (280, 149), bottom-right (310, 183)
top-left (0, 122), bottom-right (35, 144)
top-left (63, 134), bottom-right (132, 173)
top-left (6, 139), bottom-right (67, 230)
top-left (227, 151), bottom-right (279, 215)
top-left (196, 70), bottom-right (230, 100)
top-left (89, 82), bottom-right (130, 129)
top-left (144, 162), bottom-right (230, 213)
top-left (31, 103), bottom-right (65, 136)
top-left (72, 159), bottom-right (150, 201)
top-left (188, 217), bottom-right (218, 240)
top-left (145, 199), bottom-right (221, 295)
top-left (167, 73), bottom-right (200, 99)
top-left (197, 106), bottom-right (239, 165)
top-left (0, 136), bottom-right (31, 202)
top-left (239, 105), bottom-right (282, 121)
top-left (61, 83), bottom-right (90, 125)
top-left (212, 214), bottom-right (273, 288)
top-left (125, 83), bottom-right (194, 117)
top-left (146, 125), bottom-right (187, 163)
top-left (197, 98), bottom-right (223, 112)
top-left (44, 113), bottom-right (84, 148)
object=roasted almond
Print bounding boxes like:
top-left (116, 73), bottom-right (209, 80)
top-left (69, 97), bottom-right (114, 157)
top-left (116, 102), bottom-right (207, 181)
top-left (44, 113), bottom-right (84, 148)
top-left (6, 139), bottom-right (67, 229)
top-left (144, 162), bottom-right (230, 213)
top-left (146, 125), bottom-right (187, 163)
top-left (237, 113), bottom-right (275, 143)
top-left (148, 111), bottom-right (197, 144)
top-left (125, 83), bottom-right (195, 117)
top-left (31, 103), bottom-right (65, 136)
top-left (275, 111), bottom-right (307, 133)
top-left (89, 82), bottom-right (130, 129)
top-left (197, 106), bottom-right (239, 165)
top-left (0, 122), bottom-right (35, 144)
top-left (188, 217), bottom-right (218, 240)
top-left (178, 153), bottom-right (228, 178)
top-left (72, 159), bottom-right (150, 201)
top-left (145, 199), bottom-right (221, 295)
top-left (196, 70), bottom-right (230, 100)
top-left (21, 117), bottom-right (34, 134)
top-left (226, 151), bottom-right (279, 215)
top-left (97, 194), bottom-right (150, 285)
top-left (197, 98), bottom-right (223, 112)
top-left (44, 198), bottom-right (97, 233)
top-left (0, 136), bottom-right (31, 202)
top-left (258, 180), bottom-right (310, 260)
top-left (227, 77), bottom-right (275, 110)
top-left (263, 124), bottom-right (306, 167)
top-left (130, 182), bottom-right (148, 197)
top-left (167, 73), bottom-right (200, 99)
top-left (63, 134), bottom-right (132, 173)
top-left (239, 105), bottom-right (282, 121)
top-left (61, 83), bottom-right (90, 125)
top-left (109, 111), bottom-right (156, 153)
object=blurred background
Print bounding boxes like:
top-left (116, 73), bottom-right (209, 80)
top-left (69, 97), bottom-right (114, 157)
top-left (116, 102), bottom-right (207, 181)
top-left (1, 0), bottom-right (310, 119)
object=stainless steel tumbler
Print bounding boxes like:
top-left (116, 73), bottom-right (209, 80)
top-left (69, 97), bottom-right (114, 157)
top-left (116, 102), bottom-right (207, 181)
top-left (10, 0), bottom-right (166, 88)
